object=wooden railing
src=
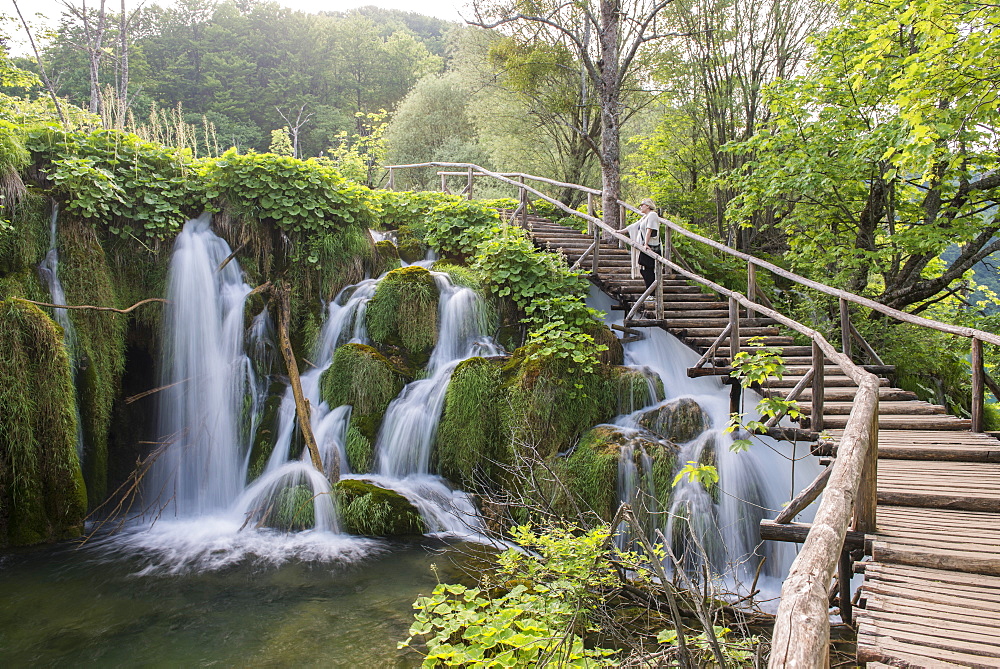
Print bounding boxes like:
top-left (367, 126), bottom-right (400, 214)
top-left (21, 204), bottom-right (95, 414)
top-left (385, 162), bottom-right (996, 667)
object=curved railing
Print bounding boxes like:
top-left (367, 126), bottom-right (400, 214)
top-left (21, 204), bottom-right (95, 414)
top-left (385, 161), bottom-right (996, 668)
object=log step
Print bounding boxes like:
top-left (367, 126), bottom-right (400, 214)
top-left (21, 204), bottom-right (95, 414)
top-left (806, 415), bottom-right (973, 431)
top-left (798, 401), bottom-right (946, 416)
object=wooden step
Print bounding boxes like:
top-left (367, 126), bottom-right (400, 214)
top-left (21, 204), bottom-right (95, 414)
top-left (806, 414), bottom-right (972, 431)
top-left (776, 387), bottom-right (919, 402)
top-left (764, 375), bottom-right (873, 388)
top-left (876, 460), bottom-right (1000, 512)
top-left (667, 326), bottom-right (783, 338)
top-left (799, 401), bottom-right (946, 416)
top-left (686, 335), bottom-right (796, 348)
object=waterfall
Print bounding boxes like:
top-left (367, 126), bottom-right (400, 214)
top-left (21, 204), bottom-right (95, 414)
top-left (37, 203), bottom-right (85, 460)
top-left (148, 213), bottom-right (254, 516)
top-left (590, 286), bottom-right (822, 600)
top-left (374, 275), bottom-right (499, 478)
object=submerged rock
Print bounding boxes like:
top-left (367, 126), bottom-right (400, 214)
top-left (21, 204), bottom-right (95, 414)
top-left (335, 479), bottom-right (426, 536)
top-left (637, 397), bottom-right (710, 444)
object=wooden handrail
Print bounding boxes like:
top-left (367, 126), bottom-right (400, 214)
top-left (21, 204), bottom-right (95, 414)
top-left (388, 162), bottom-right (1000, 347)
top-left (386, 161), bottom-right (886, 666)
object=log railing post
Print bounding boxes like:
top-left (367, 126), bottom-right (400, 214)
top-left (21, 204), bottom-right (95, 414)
top-left (811, 339), bottom-right (825, 433)
top-left (855, 402), bottom-right (879, 534)
top-left (665, 226), bottom-right (672, 264)
top-left (655, 260), bottom-right (663, 320)
top-left (840, 298), bottom-right (852, 360)
top-left (519, 178), bottom-right (528, 229)
top-left (972, 336), bottom-right (984, 433)
top-left (747, 260), bottom-right (757, 319)
top-left (591, 221), bottom-right (601, 276)
top-left (619, 203), bottom-right (626, 232)
top-left (729, 297), bottom-right (742, 415)
top-left (466, 166), bottom-right (474, 200)
top-left (387, 166), bottom-right (394, 191)
top-left (440, 172), bottom-right (448, 194)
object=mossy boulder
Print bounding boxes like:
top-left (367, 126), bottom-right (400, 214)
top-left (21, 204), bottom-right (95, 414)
top-left (396, 225), bottom-right (425, 264)
top-left (0, 298), bottom-right (88, 546)
top-left (502, 347), bottom-right (655, 460)
top-left (373, 239), bottom-right (401, 275)
top-left (365, 265), bottom-right (439, 371)
top-left (335, 479), bottom-right (426, 536)
top-left (436, 356), bottom-right (510, 488)
top-left (637, 397), bottom-right (711, 444)
top-left (538, 425), bottom-right (680, 522)
top-left (585, 322), bottom-right (624, 366)
top-left (320, 343), bottom-right (408, 472)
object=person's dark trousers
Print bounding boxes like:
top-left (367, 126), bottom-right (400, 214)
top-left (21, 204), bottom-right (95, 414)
top-left (638, 251), bottom-right (657, 289)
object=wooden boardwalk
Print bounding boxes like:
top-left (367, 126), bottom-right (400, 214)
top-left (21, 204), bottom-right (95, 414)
top-left (526, 216), bottom-right (1000, 668)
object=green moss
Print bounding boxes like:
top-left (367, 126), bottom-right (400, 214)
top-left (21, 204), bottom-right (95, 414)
top-left (335, 479), bottom-right (426, 536)
top-left (637, 397), bottom-right (710, 444)
top-left (0, 298), bottom-right (87, 546)
top-left (585, 322), bottom-right (624, 366)
top-left (503, 351), bottom-right (653, 460)
top-left (436, 357), bottom-right (510, 488)
top-left (373, 239), bottom-right (401, 276)
top-left (0, 193), bottom-right (48, 276)
top-left (320, 343), bottom-right (408, 472)
top-left (264, 484), bottom-right (315, 531)
top-left (539, 433), bottom-right (620, 522)
top-left (247, 382), bottom-right (286, 482)
top-left (59, 217), bottom-right (126, 507)
top-left (345, 424), bottom-right (373, 474)
top-left (395, 225), bottom-right (426, 264)
top-left (365, 265), bottom-right (439, 370)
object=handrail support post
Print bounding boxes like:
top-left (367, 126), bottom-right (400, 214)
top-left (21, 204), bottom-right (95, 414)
top-left (840, 298), bottom-right (852, 360)
top-left (972, 337), bottom-right (985, 432)
top-left (729, 297), bottom-right (742, 415)
top-left (811, 340), bottom-right (825, 433)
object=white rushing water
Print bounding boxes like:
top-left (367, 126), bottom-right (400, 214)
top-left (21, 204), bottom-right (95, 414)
top-left (590, 287), bottom-right (823, 603)
top-left (123, 215), bottom-right (375, 572)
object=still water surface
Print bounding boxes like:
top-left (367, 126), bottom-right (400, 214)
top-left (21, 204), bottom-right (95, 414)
top-left (0, 536), bottom-right (473, 667)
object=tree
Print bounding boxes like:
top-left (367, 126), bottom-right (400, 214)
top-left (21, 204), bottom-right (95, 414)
top-left (630, 0), bottom-right (830, 245)
top-left (470, 0), bottom-right (676, 227)
top-left (725, 0), bottom-right (1000, 310)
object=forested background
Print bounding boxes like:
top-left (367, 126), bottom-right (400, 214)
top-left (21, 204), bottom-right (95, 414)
top-left (4, 0), bottom-right (999, 409)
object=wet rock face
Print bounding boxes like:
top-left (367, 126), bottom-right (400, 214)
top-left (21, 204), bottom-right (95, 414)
top-left (636, 397), bottom-right (711, 444)
top-left (334, 479), bottom-right (426, 536)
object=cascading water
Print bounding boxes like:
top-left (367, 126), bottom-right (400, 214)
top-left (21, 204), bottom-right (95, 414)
top-left (37, 203), bottom-right (85, 460)
top-left (110, 215), bottom-right (374, 573)
top-left (590, 287), bottom-right (822, 602)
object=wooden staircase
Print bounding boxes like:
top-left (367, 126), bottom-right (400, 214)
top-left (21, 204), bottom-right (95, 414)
top-left (524, 213), bottom-right (1000, 666)
top-left (526, 216), bottom-right (972, 435)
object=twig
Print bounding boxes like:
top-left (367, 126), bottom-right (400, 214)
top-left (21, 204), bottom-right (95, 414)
top-left (124, 378), bottom-right (189, 404)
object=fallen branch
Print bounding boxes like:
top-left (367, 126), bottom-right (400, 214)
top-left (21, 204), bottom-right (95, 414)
top-left (125, 378), bottom-right (189, 404)
top-left (23, 297), bottom-right (168, 314)
top-left (273, 282), bottom-right (329, 480)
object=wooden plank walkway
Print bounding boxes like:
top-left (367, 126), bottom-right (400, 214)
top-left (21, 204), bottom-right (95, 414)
top-left (523, 215), bottom-right (1000, 668)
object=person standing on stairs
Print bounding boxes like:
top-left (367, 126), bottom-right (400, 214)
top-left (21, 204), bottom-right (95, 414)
top-left (636, 197), bottom-right (661, 290)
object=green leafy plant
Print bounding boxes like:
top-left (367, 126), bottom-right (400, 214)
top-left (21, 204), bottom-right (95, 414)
top-left (400, 524), bottom-right (621, 667)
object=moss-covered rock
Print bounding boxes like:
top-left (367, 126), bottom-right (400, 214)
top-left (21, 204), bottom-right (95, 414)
top-left (637, 397), bottom-right (711, 444)
top-left (320, 343), bottom-right (408, 472)
top-left (60, 217), bottom-right (126, 507)
top-left (396, 225), bottom-right (425, 264)
top-left (502, 348), bottom-right (655, 460)
top-left (0, 298), bottom-right (88, 546)
top-left (373, 240), bottom-right (401, 276)
top-left (538, 425), bottom-right (680, 523)
top-left (585, 322), bottom-right (624, 366)
top-left (264, 484), bottom-right (316, 531)
top-left (436, 357), bottom-right (510, 488)
top-left (247, 381), bottom-right (286, 482)
top-left (335, 479), bottom-right (426, 536)
top-left (365, 265), bottom-right (439, 371)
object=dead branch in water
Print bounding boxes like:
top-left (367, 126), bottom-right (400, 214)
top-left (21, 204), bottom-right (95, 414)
top-left (272, 282), bottom-right (330, 481)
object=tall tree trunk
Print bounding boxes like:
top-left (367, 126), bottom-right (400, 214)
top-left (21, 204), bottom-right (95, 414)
top-left (598, 0), bottom-right (622, 229)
